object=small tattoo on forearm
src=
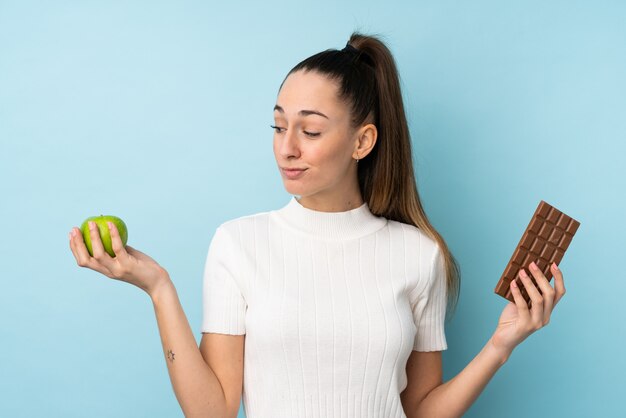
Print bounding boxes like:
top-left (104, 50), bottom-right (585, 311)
top-left (167, 349), bottom-right (175, 362)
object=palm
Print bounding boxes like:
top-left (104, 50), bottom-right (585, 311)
top-left (69, 223), bottom-right (169, 298)
top-left (490, 262), bottom-right (566, 354)
top-left (94, 244), bottom-right (164, 292)
top-left (492, 302), bottom-right (527, 350)
top-left (498, 301), bottom-right (520, 326)
top-left (492, 301), bottom-right (523, 350)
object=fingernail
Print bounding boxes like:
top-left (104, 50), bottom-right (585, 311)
top-left (70, 228), bottom-right (77, 237)
top-left (552, 262), bottom-right (559, 271)
top-left (520, 269), bottom-right (528, 278)
top-left (511, 280), bottom-right (518, 288)
top-left (530, 261), bottom-right (538, 270)
top-left (88, 221), bottom-right (95, 229)
top-left (107, 221), bottom-right (112, 229)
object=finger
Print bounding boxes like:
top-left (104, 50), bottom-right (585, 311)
top-left (69, 229), bottom-right (81, 262)
top-left (88, 221), bottom-right (120, 272)
top-left (87, 221), bottom-right (106, 257)
top-left (551, 262), bottom-right (566, 305)
top-left (518, 267), bottom-right (544, 325)
top-left (70, 227), bottom-right (91, 267)
top-left (70, 227), bottom-right (114, 276)
top-left (529, 261), bottom-right (555, 325)
top-left (510, 276), bottom-right (531, 321)
top-left (106, 221), bottom-right (129, 260)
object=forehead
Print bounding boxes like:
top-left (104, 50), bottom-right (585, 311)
top-left (276, 70), bottom-right (345, 116)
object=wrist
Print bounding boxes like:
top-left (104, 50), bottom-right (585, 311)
top-left (149, 270), bottom-right (175, 304)
top-left (487, 336), bottom-right (513, 366)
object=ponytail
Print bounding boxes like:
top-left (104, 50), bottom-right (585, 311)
top-left (283, 32), bottom-right (461, 322)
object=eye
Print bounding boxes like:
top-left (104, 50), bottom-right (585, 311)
top-left (270, 124), bottom-right (285, 134)
top-left (303, 131), bottom-right (321, 137)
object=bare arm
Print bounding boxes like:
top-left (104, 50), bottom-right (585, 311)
top-left (150, 276), bottom-right (237, 418)
top-left (413, 336), bottom-right (510, 418)
top-left (68, 223), bottom-right (242, 417)
top-left (410, 261), bottom-right (568, 418)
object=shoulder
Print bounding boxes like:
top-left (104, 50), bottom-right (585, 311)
top-left (386, 219), bottom-right (440, 259)
top-left (213, 208), bottom-right (274, 240)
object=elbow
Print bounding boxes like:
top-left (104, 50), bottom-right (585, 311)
top-left (183, 409), bottom-right (235, 418)
top-left (408, 388), bottom-right (443, 418)
top-left (181, 400), bottom-right (237, 418)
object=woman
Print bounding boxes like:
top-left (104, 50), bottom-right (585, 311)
top-left (68, 32), bottom-right (566, 418)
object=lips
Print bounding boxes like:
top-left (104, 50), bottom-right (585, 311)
top-left (280, 167), bottom-right (307, 179)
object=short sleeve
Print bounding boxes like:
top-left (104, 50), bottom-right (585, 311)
top-left (201, 224), bottom-right (247, 335)
top-left (410, 244), bottom-right (448, 351)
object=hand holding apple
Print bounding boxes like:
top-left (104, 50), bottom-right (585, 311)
top-left (69, 216), bottom-right (170, 297)
top-left (80, 215), bottom-right (128, 257)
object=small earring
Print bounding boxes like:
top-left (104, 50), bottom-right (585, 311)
top-left (356, 155), bottom-right (360, 163)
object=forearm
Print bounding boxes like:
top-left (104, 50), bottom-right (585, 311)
top-left (414, 337), bottom-right (512, 418)
top-left (150, 276), bottom-right (230, 418)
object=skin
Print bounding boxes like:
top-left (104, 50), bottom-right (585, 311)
top-left (270, 68), bottom-right (568, 417)
top-left (407, 262), bottom-right (566, 418)
top-left (68, 68), bottom-right (567, 418)
top-left (273, 69), bottom-right (377, 212)
top-left (68, 220), bottom-right (167, 298)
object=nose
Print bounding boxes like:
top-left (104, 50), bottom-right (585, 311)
top-left (277, 127), bottom-right (301, 159)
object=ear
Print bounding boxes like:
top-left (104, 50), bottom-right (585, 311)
top-left (353, 123), bottom-right (378, 160)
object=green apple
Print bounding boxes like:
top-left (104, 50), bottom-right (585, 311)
top-left (80, 215), bottom-right (128, 257)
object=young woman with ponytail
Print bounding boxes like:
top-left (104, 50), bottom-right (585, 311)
top-left (69, 31), bottom-right (567, 418)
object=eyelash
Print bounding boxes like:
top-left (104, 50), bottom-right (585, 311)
top-left (270, 125), bottom-right (320, 137)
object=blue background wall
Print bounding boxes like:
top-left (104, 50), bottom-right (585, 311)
top-left (1, 1), bottom-right (623, 417)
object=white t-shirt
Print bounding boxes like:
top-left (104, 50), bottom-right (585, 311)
top-left (201, 195), bottom-right (448, 418)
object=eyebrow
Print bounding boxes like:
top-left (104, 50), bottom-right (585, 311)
top-left (273, 104), bottom-right (329, 119)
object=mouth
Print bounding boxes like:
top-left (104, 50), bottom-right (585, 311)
top-left (280, 167), bottom-right (307, 171)
top-left (280, 167), bottom-right (308, 179)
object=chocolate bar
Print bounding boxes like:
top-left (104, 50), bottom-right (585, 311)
top-left (494, 200), bottom-right (580, 308)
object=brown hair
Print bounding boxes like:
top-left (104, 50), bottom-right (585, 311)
top-left (280, 31), bottom-right (461, 322)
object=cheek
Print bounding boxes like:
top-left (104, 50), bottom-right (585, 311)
top-left (310, 144), bottom-right (351, 176)
top-left (273, 134), bottom-right (351, 173)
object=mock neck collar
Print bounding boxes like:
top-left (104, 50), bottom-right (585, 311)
top-left (273, 195), bottom-right (388, 241)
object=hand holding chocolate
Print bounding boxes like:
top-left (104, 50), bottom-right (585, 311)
top-left (494, 201), bottom-right (580, 308)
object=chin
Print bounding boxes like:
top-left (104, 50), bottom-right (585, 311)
top-left (284, 184), bottom-right (303, 195)
top-left (283, 183), bottom-right (311, 197)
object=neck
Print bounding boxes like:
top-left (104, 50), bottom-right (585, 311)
top-left (273, 195), bottom-right (388, 241)
top-left (294, 191), bottom-right (364, 213)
